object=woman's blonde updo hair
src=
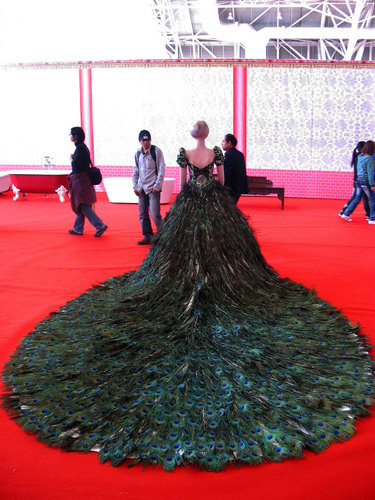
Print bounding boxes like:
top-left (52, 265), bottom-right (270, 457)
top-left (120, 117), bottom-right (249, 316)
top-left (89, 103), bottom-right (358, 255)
top-left (190, 120), bottom-right (209, 139)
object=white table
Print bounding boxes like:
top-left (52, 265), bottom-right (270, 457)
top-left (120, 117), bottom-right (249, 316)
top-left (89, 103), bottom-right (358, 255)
top-left (103, 177), bottom-right (175, 204)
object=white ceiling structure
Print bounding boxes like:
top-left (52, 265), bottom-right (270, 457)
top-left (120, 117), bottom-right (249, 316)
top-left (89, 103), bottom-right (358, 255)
top-left (0, 0), bottom-right (167, 64)
top-left (1, 0), bottom-right (374, 65)
top-left (151, 0), bottom-right (375, 61)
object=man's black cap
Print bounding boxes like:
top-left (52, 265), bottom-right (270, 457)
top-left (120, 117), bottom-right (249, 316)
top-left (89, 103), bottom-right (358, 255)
top-left (139, 130), bottom-right (151, 141)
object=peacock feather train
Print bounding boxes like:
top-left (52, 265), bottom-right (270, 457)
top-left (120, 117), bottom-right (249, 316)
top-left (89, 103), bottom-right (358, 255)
top-left (2, 147), bottom-right (374, 471)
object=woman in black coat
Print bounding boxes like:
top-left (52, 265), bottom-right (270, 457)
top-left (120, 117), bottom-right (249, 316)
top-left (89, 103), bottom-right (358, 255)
top-left (69, 127), bottom-right (107, 237)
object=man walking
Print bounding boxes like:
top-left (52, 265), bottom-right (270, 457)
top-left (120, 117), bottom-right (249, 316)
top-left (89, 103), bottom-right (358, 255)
top-left (221, 133), bottom-right (248, 204)
top-left (133, 130), bottom-right (166, 245)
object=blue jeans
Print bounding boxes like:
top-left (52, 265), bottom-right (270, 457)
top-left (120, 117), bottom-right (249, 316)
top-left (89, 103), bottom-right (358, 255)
top-left (341, 181), bottom-right (370, 217)
top-left (344, 180), bottom-right (375, 220)
top-left (138, 190), bottom-right (162, 237)
top-left (73, 204), bottom-right (105, 233)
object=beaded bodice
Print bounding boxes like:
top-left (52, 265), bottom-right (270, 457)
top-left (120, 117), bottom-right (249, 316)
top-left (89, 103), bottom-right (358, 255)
top-left (177, 146), bottom-right (224, 190)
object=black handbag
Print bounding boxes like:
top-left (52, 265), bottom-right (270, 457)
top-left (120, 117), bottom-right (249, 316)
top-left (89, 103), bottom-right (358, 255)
top-left (88, 166), bottom-right (102, 185)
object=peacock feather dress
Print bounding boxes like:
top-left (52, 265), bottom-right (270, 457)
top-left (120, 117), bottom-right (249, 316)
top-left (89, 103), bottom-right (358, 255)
top-left (2, 147), bottom-right (374, 471)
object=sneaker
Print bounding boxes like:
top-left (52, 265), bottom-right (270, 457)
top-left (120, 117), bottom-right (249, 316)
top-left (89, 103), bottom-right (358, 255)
top-left (368, 220), bottom-right (375, 224)
top-left (94, 225), bottom-right (108, 237)
top-left (341, 215), bottom-right (352, 222)
top-left (137, 236), bottom-right (152, 245)
top-left (366, 217), bottom-right (370, 221)
top-left (69, 229), bottom-right (83, 235)
top-left (338, 211), bottom-right (344, 216)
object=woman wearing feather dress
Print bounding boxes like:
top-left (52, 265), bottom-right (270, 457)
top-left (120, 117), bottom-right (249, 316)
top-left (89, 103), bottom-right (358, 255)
top-left (2, 121), bottom-right (374, 471)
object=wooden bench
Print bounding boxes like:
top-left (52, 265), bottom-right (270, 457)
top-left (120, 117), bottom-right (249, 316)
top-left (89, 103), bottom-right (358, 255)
top-left (243, 176), bottom-right (285, 209)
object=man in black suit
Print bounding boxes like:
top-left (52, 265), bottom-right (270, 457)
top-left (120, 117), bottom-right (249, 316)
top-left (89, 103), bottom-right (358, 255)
top-left (221, 133), bottom-right (248, 204)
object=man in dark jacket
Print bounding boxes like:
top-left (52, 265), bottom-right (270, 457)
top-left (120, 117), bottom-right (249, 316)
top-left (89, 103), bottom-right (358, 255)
top-left (221, 133), bottom-right (248, 204)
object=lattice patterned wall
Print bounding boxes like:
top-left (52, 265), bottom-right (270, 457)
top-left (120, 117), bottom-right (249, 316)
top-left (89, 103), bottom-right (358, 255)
top-left (0, 62), bottom-right (373, 199)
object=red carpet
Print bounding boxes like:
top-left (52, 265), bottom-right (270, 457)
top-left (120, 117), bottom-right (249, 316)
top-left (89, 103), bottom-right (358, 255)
top-left (0, 191), bottom-right (374, 500)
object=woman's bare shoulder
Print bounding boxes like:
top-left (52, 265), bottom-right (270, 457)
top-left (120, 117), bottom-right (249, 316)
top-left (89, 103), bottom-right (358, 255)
top-left (186, 148), bottom-right (215, 166)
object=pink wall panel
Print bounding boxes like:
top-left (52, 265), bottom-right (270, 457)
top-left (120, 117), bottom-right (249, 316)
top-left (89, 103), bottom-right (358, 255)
top-left (0, 165), bottom-right (353, 199)
top-left (245, 169), bottom-right (354, 199)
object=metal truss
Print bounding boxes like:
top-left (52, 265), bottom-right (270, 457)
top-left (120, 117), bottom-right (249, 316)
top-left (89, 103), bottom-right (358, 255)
top-left (151, 0), bottom-right (375, 60)
top-left (151, 0), bottom-right (183, 57)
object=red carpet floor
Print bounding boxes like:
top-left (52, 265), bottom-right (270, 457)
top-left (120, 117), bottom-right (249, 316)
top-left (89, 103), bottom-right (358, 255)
top-left (0, 191), bottom-right (374, 500)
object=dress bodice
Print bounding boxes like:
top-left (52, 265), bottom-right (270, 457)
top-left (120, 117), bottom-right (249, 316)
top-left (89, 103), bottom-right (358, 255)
top-left (177, 146), bottom-right (224, 190)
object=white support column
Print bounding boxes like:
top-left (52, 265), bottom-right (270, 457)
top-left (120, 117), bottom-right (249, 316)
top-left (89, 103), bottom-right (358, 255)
top-left (319, 1), bottom-right (327, 61)
top-left (355, 3), bottom-right (374, 60)
top-left (344, 0), bottom-right (366, 60)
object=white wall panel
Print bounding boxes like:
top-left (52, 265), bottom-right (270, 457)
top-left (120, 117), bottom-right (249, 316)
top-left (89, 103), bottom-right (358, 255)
top-left (0, 69), bottom-right (80, 165)
top-left (92, 67), bottom-right (233, 166)
top-left (247, 66), bottom-right (375, 172)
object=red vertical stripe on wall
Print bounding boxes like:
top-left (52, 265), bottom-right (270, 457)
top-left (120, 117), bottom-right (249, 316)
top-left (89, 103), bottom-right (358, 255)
top-left (233, 66), bottom-right (247, 163)
top-left (79, 68), bottom-right (95, 165)
top-left (79, 69), bottom-right (85, 129)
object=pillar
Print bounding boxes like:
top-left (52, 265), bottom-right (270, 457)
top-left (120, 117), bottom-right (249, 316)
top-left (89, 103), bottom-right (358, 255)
top-left (79, 68), bottom-right (95, 164)
top-left (233, 66), bottom-right (247, 163)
